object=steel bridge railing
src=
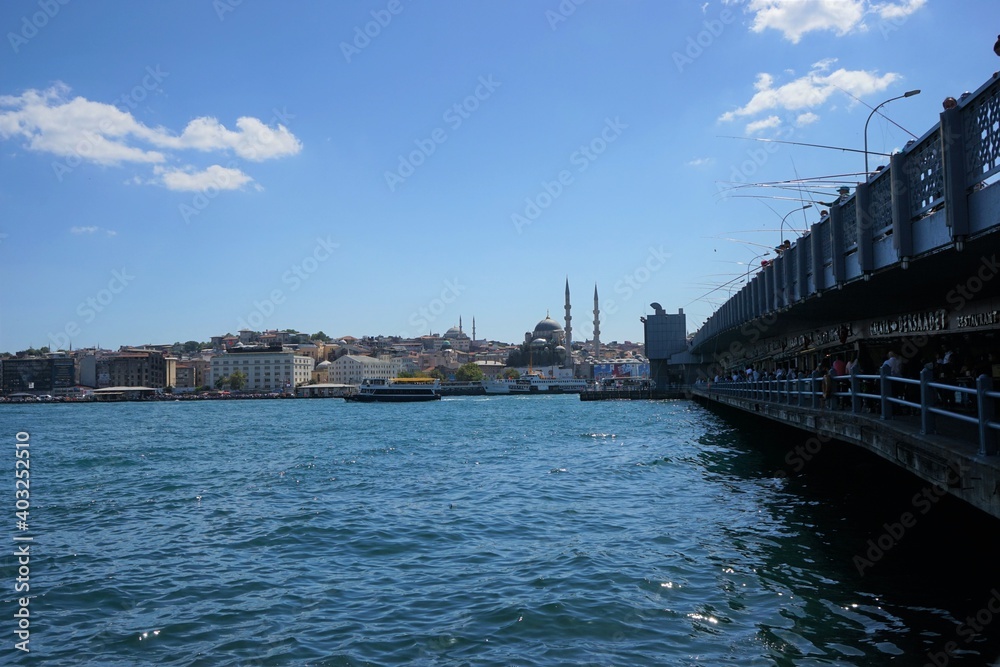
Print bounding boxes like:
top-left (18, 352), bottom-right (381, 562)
top-left (704, 367), bottom-right (1000, 455)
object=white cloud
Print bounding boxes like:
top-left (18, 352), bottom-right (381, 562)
top-left (873, 0), bottom-right (925, 20)
top-left (686, 157), bottom-right (715, 168)
top-left (0, 84), bottom-right (166, 165)
top-left (741, 0), bottom-right (925, 42)
top-left (169, 116), bottom-right (301, 162)
top-left (796, 112), bottom-right (820, 126)
top-left (70, 225), bottom-right (117, 237)
top-left (156, 164), bottom-right (255, 192)
top-left (719, 63), bottom-right (900, 121)
top-left (0, 83), bottom-right (301, 189)
top-left (746, 115), bottom-right (781, 133)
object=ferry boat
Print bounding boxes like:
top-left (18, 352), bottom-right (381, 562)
top-left (344, 378), bottom-right (442, 402)
top-left (482, 373), bottom-right (588, 395)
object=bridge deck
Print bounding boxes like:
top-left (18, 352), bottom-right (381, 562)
top-left (690, 385), bottom-right (1000, 521)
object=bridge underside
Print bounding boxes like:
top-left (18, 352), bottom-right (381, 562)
top-left (691, 387), bottom-right (1000, 522)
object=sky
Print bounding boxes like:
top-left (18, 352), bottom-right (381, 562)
top-left (1, 0), bottom-right (997, 353)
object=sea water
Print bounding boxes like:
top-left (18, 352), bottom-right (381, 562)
top-left (2, 396), bottom-right (999, 666)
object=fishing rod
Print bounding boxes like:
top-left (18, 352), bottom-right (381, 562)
top-left (708, 236), bottom-right (776, 249)
top-left (684, 271), bottom-right (760, 307)
top-left (720, 194), bottom-right (823, 204)
top-left (716, 183), bottom-right (835, 198)
top-left (835, 84), bottom-right (919, 139)
top-left (718, 135), bottom-right (891, 156)
top-left (721, 173), bottom-right (865, 186)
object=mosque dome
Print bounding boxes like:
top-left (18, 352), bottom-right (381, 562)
top-left (533, 316), bottom-right (563, 334)
top-left (443, 326), bottom-right (462, 338)
top-left (440, 339), bottom-right (453, 349)
top-left (317, 360), bottom-right (332, 368)
top-left (531, 337), bottom-right (548, 346)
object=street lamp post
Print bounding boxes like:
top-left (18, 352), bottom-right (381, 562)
top-left (779, 204), bottom-right (812, 245)
top-left (744, 251), bottom-right (770, 284)
top-left (864, 89), bottom-right (920, 176)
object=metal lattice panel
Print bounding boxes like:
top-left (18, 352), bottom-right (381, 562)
top-left (869, 169), bottom-right (893, 233)
top-left (819, 220), bottom-right (831, 261)
top-left (965, 79), bottom-right (1000, 184)
top-left (906, 134), bottom-right (943, 216)
top-left (842, 201), bottom-right (857, 248)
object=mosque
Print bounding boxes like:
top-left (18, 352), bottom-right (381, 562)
top-left (518, 279), bottom-right (602, 367)
top-left (438, 280), bottom-right (603, 370)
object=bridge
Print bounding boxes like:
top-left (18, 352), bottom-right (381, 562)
top-left (646, 68), bottom-right (1000, 521)
top-left (689, 370), bottom-right (1000, 520)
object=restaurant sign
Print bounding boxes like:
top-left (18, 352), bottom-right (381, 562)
top-left (956, 310), bottom-right (1000, 329)
top-left (869, 309), bottom-right (947, 336)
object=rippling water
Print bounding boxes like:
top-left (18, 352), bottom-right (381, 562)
top-left (3, 396), bottom-right (999, 665)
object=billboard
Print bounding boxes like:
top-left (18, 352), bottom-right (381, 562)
top-left (592, 362), bottom-right (649, 380)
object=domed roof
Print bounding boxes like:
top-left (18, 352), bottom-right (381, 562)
top-left (533, 316), bottom-right (563, 333)
top-left (440, 339), bottom-right (453, 349)
top-left (317, 360), bottom-right (332, 368)
top-left (531, 337), bottom-right (548, 346)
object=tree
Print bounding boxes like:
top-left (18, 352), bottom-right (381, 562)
top-left (215, 375), bottom-right (229, 390)
top-left (183, 340), bottom-right (201, 353)
top-left (455, 362), bottom-right (484, 382)
top-left (428, 368), bottom-right (446, 380)
top-left (501, 368), bottom-right (520, 379)
top-left (311, 331), bottom-right (332, 342)
top-left (229, 370), bottom-right (247, 391)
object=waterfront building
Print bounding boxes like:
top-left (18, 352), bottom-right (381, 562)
top-left (174, 359), bottom-right (210, 390)
top-left (329, 354), bottom-right (402, 385)
top-left (165, 356), bottom-right (177, 389)
top-left (475, 360), bottom-right (505, 378)
top-left (105, 349), bottom-right (167, 388)
top-left (642, 304), bottom-right (689, 389)
top-left (311, 360), bottom-right (333, 384)
top-left (210, 346), bottom-right (313, 391)
top-left (78, 352), bottom-right (97, 388)
top-left (1, 354), bottom-right (76, 395)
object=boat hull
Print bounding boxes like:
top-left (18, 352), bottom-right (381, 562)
top-left (483, 378), bottom-right (587, 395)
top-left (344, 393), bottom-right (441, 403)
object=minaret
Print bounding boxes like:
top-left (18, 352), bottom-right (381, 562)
top-left (459, 315), bottom-right (463, 335)
top-left (564, 278), bottom-right (573, 369)
top-left (593, 284), bottom-right (601, 360)
top-left (472, 317), bottom-right (476, 341)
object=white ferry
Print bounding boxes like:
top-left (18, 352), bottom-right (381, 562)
top-left (482, 373), bottom-right (588, 395)
top-left (344, 378), bottom-right (442, 402)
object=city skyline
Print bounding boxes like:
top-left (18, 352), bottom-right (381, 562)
top-left (1, 1), bottom-right (996, 352)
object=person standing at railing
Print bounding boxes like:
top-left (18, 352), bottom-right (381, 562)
top-left (818, 361), bottom-right (833, 410)
top-left (882, 351), bottom-right (906, 405)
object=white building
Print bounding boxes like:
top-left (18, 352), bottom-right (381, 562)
top-left (330, 355), bottom-right (403, 385)
top-left (210, 349), bottom-right (314, 391)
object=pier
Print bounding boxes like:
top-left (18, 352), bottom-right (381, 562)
top-left (580, 385), bottom-right (689, 401)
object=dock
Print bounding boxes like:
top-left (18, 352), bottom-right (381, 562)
top-left (580, 386), bottom-right (690, 401)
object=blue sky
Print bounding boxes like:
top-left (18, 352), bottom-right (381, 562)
top-left (1, 0), bottom-right (996, 352)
